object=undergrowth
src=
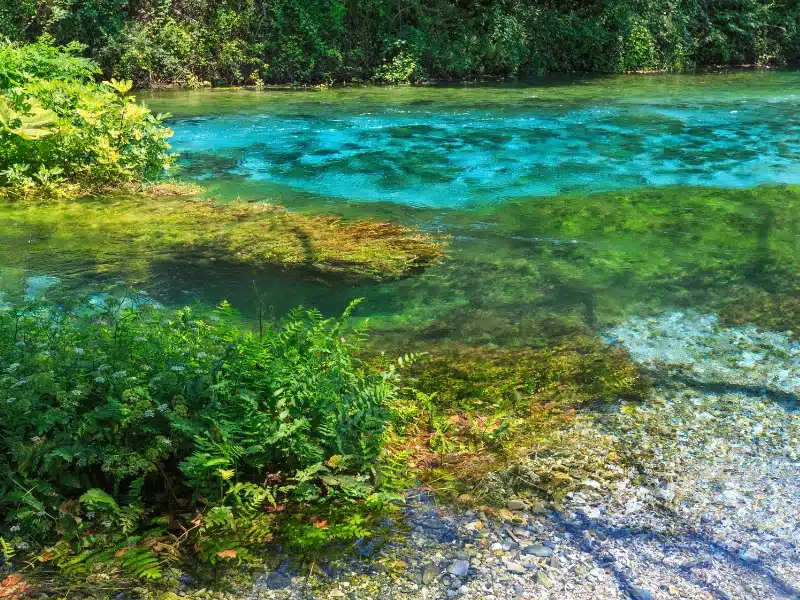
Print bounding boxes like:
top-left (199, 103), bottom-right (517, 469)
top-left (0, 38), bottom-right (173, 199)
top-left (0, 288), bottom-right (408, 585)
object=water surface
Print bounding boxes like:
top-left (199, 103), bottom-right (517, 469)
top-left (144, 72), bottom-right (800, 207)
top-left (2, 72), bottom-right (799, 349)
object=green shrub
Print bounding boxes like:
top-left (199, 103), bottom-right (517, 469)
top-left (0, 290), bottom-right (399, 575)
top-left (0, 39), bottom-right (173, 197)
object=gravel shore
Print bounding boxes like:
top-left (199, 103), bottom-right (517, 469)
top-left (199, 311), bottom-right (800, 600)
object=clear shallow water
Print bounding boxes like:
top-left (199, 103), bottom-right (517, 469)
top-left (144, 72), bottom-right (800, 206)
top-left (2, 72), bottom-right (800, 349)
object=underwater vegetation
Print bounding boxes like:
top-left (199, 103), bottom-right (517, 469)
top-left (0, 193), bottom-right (446, 283)
top-left (386, 338), bottom-right (650, 502)
top-left (363, 184), bottom-right (800, 350)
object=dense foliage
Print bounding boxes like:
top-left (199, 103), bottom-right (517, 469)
top-left (0, 291), bottom-right (399, 577)
top-left (0, 39), bottom-right (173, 197)
top-left (2, 0), bottom-right (798, 86)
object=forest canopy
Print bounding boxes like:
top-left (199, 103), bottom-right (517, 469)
top-left (2, 0), bottom-right (798, 87)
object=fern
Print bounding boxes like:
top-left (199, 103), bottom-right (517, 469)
top-left (0, 536), bottom-right (15, 564)
top-left (120, 546), bottom-right (162, 580)
top-left (79, 489), bottom-right (120, 514)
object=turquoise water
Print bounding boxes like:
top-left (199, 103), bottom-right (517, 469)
top-left (2, 72), bottom-right (800, 348)
top-left (145, 72), bottom-right (800, 207)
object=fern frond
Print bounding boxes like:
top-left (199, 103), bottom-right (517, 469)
top-left (0, 536), bottom-right (15, 564)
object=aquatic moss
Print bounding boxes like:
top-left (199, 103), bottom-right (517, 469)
top-left (719, 285), bottom-right (800, 336)
top-left (362, 184), bottom-right (800, 350)
top-left (0, 194), bottom-right (446, 282)
top-left (386, 338), bottom-right (650, 501)
top-left (409, 339), bottom-right (650, 412)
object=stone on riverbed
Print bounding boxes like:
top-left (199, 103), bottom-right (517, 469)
top-left (447, 560), bottom-right (470, 577)
top-left (507, 499), bottom-right (528, 511)
top-left (522, 544), bottom-right (553, 558)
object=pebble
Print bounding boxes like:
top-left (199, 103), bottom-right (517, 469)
top-left (628, 587), bottom-right (653, 600)
top-left (447, 560), bottom-right (470, 577)
top-left (507, 499), bottom-right (528, 511)
top-left (505, 562), bottom-right (526, 574)
top-left (522, 544), bottom-right (552, 558)
top-left (535, 571), bottom-right (553, 588)
top-left (739, 545), bottom-right (760, 562)
top-left (421, 563), bottom-right (438, 584)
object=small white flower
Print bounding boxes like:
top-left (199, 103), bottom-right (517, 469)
top-left (134, 336), bottom-right (147, 342)
top-left (13, 378), bottom-right (27, 387)
top-left (101, 520), bottom-right (112, 528)
top-left (30, 436), bottom-right (41, 443)
top-left (94, 376), bottom-right (106, 384)
top-left (7, 363), bottom-right (20, 372)
top-left (15, 341), bottom-right (25, 348)
top-left (16, 541), bottom-right (29, 550)
top-left (71, 389), bottom-right (82, 397)
top-left (6, 398), bottom-right (16, 403)
top-left (143, 409), bottom-right (155, 418)
top-left (196, 352), bottom-right (208, 359)
top-left (170, 365), bottom-right (185, 372)
top-left (195, 369), bottom-right (203, 375)
top-left (85, 511), bottom-right (95, 519)
top-left (9, 525), bottom-right (20, 532)
top-left (157, 403), bottom-right (168, 413)
top-left (73, 347), bottom-right (84, 355)
top-left (112, 370), bottom-right (127, 378)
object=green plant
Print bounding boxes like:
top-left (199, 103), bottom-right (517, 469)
top-left (0, 39), bottom-right (174, 198)
top-left (0, 289), bottom-right (402, 577)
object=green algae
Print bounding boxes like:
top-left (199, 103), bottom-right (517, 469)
top-left (0, 193), bottom-right (446, 286)
top-left (360, 184), bottom-right (800, 350)
top-left (385, 337), bottom-right (650, 502)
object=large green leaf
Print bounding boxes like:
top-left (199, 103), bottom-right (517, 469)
top-left (0, 99), bottom-right (57, 140)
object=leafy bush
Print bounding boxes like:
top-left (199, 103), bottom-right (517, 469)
top-left (0, 290), bottom-right (400, 576)
top-left (5, 0), bottom-right (800, 85)
top-left (0, 39), bottom-right (173, 198)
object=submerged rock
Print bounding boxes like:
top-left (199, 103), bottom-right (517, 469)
top-left (447, 560), bottom-right (470, 577)
top-left (522, 544), bottom-right (552, 558)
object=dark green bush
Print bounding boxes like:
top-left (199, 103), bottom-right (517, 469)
top-left (4, 0), bottom-right (800, 85)
top-left (0, 291), bottom-right (398, 574)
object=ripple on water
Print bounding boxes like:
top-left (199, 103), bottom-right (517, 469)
top-left (166, 76), bottom-right (800, 207)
